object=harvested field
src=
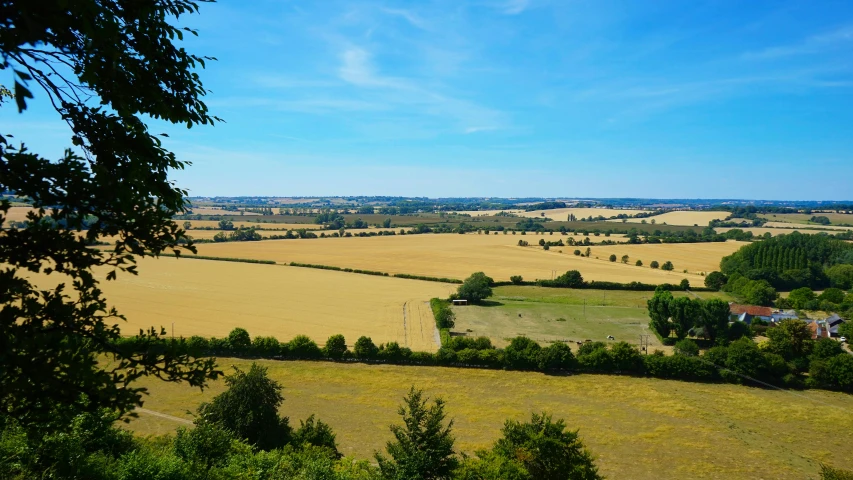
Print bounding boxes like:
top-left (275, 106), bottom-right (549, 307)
top-left (759, 213), bottom-right (853, 226)
top-left (762, 221), bottom-right (852, 231)
top-left (189, 207), bottom-right (261, 215)
top-left (3, 206), bottom-right (38, 222)
top-left (517, 207), bottom-right (650, 220)
top-left (716, 226), bottom-right (849, 236)
top-left (578, 241), bottom-right (747, 275)
top-left (69, 257), bottom-right (453, 351)
top-left (192, 233), bottom-right (707, 284)
top-left (450, 209), bottom-right (522, 216)
top-left (610, 210), bottom-right (730, 226)
top-left (125, 359), bottom-right (853, 480)
top-left (186, 220), bottom-right (320, 230)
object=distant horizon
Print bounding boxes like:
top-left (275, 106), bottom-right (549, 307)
top-left (186, 195), bottom-right (853, 204)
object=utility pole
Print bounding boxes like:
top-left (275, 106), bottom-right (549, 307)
top-left (639, 334), bottom-right (650, 355)
top-left (171, 322), bottom-right (174, 340)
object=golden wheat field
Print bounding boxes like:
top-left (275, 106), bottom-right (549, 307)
top-left (517, 207), bottom-right (651, 219)
top-left (188, 206), bottom-right (262, 215)
top-left (762, 221), bottom-right (853, 231)
top-left (716, 226), bottom-right (847, 237)
top-left (3, 206), bottom-right (38, 222)
top-left (191, 233), bottom-right (710, 285)
top-left (125, 359), bottom-right (853, 480)
top-left (185, 220), bottom-right (319, 230)
top-left (612, 210), bottom-right (730, 226)
top-left (71, 257), bottom-right (453, 351)
top-left (580, 241), bottom-right (747, 274)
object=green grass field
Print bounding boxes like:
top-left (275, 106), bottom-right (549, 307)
top-left (451, 286), bottom-right (735, 347)
top-left (125, 359), bottom-right (853, 480)
top-left (759, 212), bottom-right (853, 226)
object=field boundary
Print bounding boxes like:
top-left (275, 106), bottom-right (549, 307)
top-left (288, 262), bottom-right (463, 284)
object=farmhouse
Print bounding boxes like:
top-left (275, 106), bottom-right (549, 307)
top-left (729, 303), bottom-right (773, 325)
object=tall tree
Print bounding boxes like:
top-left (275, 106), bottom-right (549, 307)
top-left (669, 296), bottom-right (701, 340)
top-left (376, 387), bottom-right (458, 480)
top-left (647, 289), bottom-right (674, 339)
top-left (1, 0), bottom-right (220, 430)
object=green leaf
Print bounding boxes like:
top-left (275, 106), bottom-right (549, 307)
top-left (14, 80), bottom-right (33, 113)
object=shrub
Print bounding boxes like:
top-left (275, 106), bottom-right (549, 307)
top-left (252, 336), bottom-right (280, 357)
top-left (661, 261), bottom-right (674, 271)
top-left (324, 334), bottom-right (347, 360)
top-left (608, 254), bottom-right (617, 262)
top-left (430, 298), bottom-right (456, 329)
top-left (650, 261), bottom-right (660, 269)
top-left (173, 422), bottom-right (236, 469)
top-left (354, 336), bottom-right (379, 359)
top-left (537, 342), bottom-right (576, 372)
top-left (510, 275), bottom-right (524, 285)
top-left (635, 260), bottom-right (643, 266)
top-left (504, 336), bottom-right (542, 370)
top-left (227, 327), bottom-right (251, 354)
top-left (291, 415), bottom-right (339, 457)
top-left (674, 339), bottom-right (699, 357)
top-left (288, 335), bottom-right (322, 359)
top-left (610, 342), bottom-right (644, 374)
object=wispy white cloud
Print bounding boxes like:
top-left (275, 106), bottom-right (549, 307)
top-left (338, 47), bottom-right (408, 89)
top-left (381, 8), bottom-right (429, 30)
top-left (742, 24), bottom-right (853, 60)
top-left (501, 0), bottom-right (530, 15)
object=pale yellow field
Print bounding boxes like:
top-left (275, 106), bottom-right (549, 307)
top-left (189, 207), bottom-right (261, 216)
top-left (186, 220), bottom-right (319, 230)
top-left (716, 226), bottom-right (850, 237)
top-left (185, 230), bottom-right (290, 240)
top-left (580, 241), bottom-right (747, 274)
top-left (3, 206), bottom-right (38, 222)
top-left (762, 221), bottom-right (853, 231)
top-left (192, 234), bottom-right (707, 285)
top-left (83, 257), bottom-right (454, 351)
top-left (450, 209), bottom-right (523, 217)
top-left (611, 210), bottom-right (730, 226)
top-left (517, 207), bottom-right (651, 220)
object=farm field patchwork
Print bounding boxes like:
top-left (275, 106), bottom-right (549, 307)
top-left (191, 233), bottom-right (710, 285)
top-left (578, 240), bottom-right (747, 275)
top-left (125, 359), bottom-right (853, 480)
top-left (186, 220), bottom-right (320, 229)
top-left (516, 207), bottom-right (651, 219)
top-left (78, 257), bottom-right (454, 351)
top-left (761, 221), bottom-right (853, 231)
top-left (610, 210), bottom-right (730, 226)
top-left (450, 285), bottom-right (735, 348)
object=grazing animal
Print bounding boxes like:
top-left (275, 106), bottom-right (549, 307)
top-left (607, 335), bottom-right (615, 340)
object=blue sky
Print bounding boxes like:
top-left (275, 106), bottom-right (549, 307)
top-left (4, 0), bottom-right (853, 199)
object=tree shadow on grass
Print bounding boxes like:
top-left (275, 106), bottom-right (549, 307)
top-left (473, 300), bottom-right (504, 307)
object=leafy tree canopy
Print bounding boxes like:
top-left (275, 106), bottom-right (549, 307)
top-left (1, 0), bottom-right (220, 431)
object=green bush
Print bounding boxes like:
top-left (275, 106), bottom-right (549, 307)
top-left (354, 336), bottom-right (379, 359)
top-left (287, 335), bottom-right (322, 359)
top-left (324, 334), bottom-right (348, 360)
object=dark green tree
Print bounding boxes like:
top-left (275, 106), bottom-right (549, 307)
top-left (196, 364), bottom-right (291, 451)
top-left (492, 413), bottom-right (602, 480)
top-left (668, 296), bottom-right (701, 339)
top-left (650, 260), bottom-right (660, 269)
top-left (647, 289), bottom-right (674, 339)
top-left (1, 0), bottom-right (220, 431)
top-left (227, 327), bottom-right (251, 353)
top-left (700, 299), bottom-right (731, 344)
top-left (354, 336), bottom-right (379, 359)
top-left (704, 271), bottom-right (728, 291)
top-left (376, 387), bottom-right (458, 479)
top-left (457, 272), bottom-right (494, 303)
top-left (661, 261), bottom-right (674, 271)
top-left (608, 254), bottom-right (617, 262)
top-left (291, 414), bottom-right (339, 457)
top-left (324, 334), bottom-right (348, 360)
top-left (674, 338), bottom-right (699, 356)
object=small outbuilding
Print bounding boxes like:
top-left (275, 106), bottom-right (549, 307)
top-left (452, 299), bottom-right (468, 306)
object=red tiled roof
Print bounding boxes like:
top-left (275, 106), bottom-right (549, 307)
top-left (729, 304), bottom-right (773, 317)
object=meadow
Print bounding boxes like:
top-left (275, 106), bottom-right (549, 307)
top-left (191, 233), bottom-right (711, 285)
top-left (451, 285), bottom-right (735, 348)
top-left (91, 257), bottom-right (454, 351)
top-left (125, 359), bottom-right (853, 480)
top-left (611, 210), bottom-right (730, 226)
top-left (717, 226), bottom-right (849, 236)
top-left (759, 213), bottom-right (853, 226)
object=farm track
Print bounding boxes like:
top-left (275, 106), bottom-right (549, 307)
top-left (134, 408), bottom-right (192, 425)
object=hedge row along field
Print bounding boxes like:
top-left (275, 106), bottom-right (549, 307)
top-left (113, 327), bottom-right (853, 394)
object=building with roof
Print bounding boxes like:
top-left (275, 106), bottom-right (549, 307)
top-left (729, 303), bottom-right (773, 325)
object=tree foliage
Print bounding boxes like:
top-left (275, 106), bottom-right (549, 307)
top-left (196, 364), bottom-right (292, 451)
top-left (376, 387), bottom-right (458, 479)
top-left (457, 272), bottom-right (494, 303)
top-left (1, 0), bottom-right (221, 431)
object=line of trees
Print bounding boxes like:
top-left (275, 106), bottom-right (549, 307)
top-left (109, 327), bottom-right (853, 394)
